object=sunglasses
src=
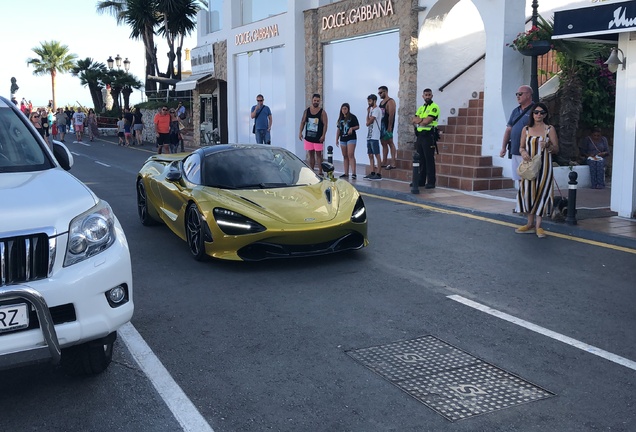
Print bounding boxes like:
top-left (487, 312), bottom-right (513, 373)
top-left (533, 110), bottom-right (547, 115)
top-left (257, 99), bottom-right (263, 102)
top-left (169, 111), bottom-right (175, 113)
top-left (515, 92), bottom-right (527, 96)
top-left (32, 115), bottom-right (40, 118)
top-left (162, 108), bottom-right (168, 111)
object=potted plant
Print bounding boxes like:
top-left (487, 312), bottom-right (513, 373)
top-left (508, 24), bottom-right (552, 56)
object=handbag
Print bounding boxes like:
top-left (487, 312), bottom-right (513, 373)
top-left (517, 153), bottom-right (542, 180)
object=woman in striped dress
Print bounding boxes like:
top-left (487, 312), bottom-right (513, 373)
top-left (515, 103), bottom-right (559, 239)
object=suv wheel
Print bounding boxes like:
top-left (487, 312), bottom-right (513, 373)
top-left (61, 332), bottom-right (116, 376)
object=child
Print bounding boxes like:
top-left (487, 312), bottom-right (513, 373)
top-left (51, 123), bottom-right (58, 140)
top-left (117, 116), bottom-right (125, 146)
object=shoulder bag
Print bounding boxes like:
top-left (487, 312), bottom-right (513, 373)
top-left (506, 105), bottom-right (533, 158)
top-left (252, 106), bottom-right (264, 134)
top-left (517, 126), bottom-right (548, 181)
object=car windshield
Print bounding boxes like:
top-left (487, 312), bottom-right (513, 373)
top-left (202, 147), bottom-right (320, 189)
top-left (0, 105), bottom-right (53, 173)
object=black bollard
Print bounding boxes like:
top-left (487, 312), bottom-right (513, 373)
top-left (411, 152), bottom-right (420, 194)
top-left (327, 145), bottom-right (333, 164)
top-left (566, 170), bottom-right (578, 225)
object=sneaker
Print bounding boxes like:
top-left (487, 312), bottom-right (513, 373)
top-left (363, 172), bottom-right (376, 179)
top-left (536, 228), bottom-right (547, 238)
top-left (351, 174), bottom-right (357, 180)
top-left (370, 173), bottom-right (382, 180)
top-left (515, 225), bottom-right (536, 234)
top-left (339, 174), bottom-right (349, 179)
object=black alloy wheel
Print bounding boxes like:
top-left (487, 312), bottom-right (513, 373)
top-left (137, 180), bottom-right (156, 226)
top-left (186, 204), bottom-right (206, 261)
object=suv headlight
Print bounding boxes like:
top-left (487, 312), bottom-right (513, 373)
top-left (64, 200), bottom-right (117, 266)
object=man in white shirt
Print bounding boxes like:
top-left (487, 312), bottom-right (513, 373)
top-left (72, 109), bottom-right (86, 142)
top-left (364, 94), bottom-right (383, 180)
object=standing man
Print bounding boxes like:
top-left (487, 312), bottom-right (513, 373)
top-left (251, 94), bottom-right (272, 144)
top-left (499, 85), bottom-right (534, 189)
top-left (72, 108), bottom-right (86, 142)
top-left (412, 88), bottom-right (440, 189)
top-left (55, 108), bottom-right (68, 143)
top-left (176, 101), bottom-right (187, 120)
top-left (154, 105), bottom-right (171, 154)
top-left (299, 93), bottom-right (328, 176)
top-left (364, 94), bottom-right (383, 180)
top-left (378, 85), bottom-right (397, 170)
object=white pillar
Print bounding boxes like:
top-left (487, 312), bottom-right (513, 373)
top-left (610, 33), bottom-right (636, 219)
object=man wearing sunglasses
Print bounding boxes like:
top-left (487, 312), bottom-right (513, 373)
top-left (500, 85), bottom-right (533, 190)
top-left (154, 106), bottom-right (171, 154)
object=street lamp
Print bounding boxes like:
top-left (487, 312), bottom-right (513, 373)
top-left (107, 55), bottom-right (131, 111)
top-left (530, 0), bottom-right (540, 103)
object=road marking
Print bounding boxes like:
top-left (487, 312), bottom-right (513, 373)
top-left (95, 161), bottom-right (111, 167)
top-left (447, 295), bottom-right (636, 372)
top-left (361, 192), bottom-right (636, 255)
top-left (118, 323), bottom-right (215, 432)
top-left (73, 141), bottom-right (91, 146)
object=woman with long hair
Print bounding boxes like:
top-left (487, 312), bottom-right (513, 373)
top-left (515, 102), bottom-right (559, 239)
top-left (581, 127), bottom-right (610, 189)
top-left (335, 103), bottom-right (359, 179)
top-left (87, 108), bottom-right (99, 142)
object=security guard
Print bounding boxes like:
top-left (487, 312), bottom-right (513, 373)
top-left (412, 88), bottom-right (440, 188)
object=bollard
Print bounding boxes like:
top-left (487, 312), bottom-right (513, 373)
top-left (411, 152), bottom-right (420, 194)
top-left (566, 170), bottom-right (578, 225)
top-left (327, 145), bottom-right (333, 164)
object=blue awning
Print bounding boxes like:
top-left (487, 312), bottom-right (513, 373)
top-left (552, 0), bottom-right (636, 41)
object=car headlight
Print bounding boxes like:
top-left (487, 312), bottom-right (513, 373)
top-left (213, 207), bottom-right (266, 235)
top-left (64, 200), bottom-right (117, 266)
top-left (351, 196), bottom-right (366, 223)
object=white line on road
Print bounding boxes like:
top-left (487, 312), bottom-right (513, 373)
top-left (118, 322), bottom-right (215, 432)
top-left (447, 294), bottom-right (636, 372)
top-left (95, 161), bottom-right (111, 167)
top-left (73, 141), bottom-right (91, 146)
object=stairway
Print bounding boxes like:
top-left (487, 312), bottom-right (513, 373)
top-left (377, 92), bottom-right (513, 191)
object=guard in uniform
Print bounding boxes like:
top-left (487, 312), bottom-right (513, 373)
top-left (412, 88), bottom-right (440, 188)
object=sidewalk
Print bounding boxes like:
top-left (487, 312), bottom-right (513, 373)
top-left (332, 161), bottom-right (636, 250)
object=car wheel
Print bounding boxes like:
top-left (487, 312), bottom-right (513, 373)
top-left (60, 332), bottom-right (116, 376)
top-left (186, 204), bottom-right (207, 261)
top-left (137, 179), bottom-right (156, 226)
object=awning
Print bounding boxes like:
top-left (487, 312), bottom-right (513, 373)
top-left (552, 0), bottom-right (636, 41)
top-left (174, 73), bottom-right (213, 92)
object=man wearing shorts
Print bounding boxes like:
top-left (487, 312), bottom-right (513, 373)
top-left (298, 93), bottom-right (328, 176)
top-left (154, 106), bottom-right (171, 154)
top-left (364, 94), bottom-right (383, 180)
top-left (72, 109), bottom-right (86, 142)
top-left (55, 108), bottom-right (68, 142)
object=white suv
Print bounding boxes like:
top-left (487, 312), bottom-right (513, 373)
top-left (0, 96), bottom-right (133, 375)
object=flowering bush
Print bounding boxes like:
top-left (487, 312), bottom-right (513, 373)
top-left (508, 25), bottom-right (552, 51)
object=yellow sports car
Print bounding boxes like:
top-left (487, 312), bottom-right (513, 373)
top-left (136, 144), bottom-right (368, 261)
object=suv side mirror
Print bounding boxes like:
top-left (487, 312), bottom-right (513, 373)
top-left (52, 141), bottom-right (74, 171)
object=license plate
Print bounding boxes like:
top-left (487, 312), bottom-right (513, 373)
top-left (0, 303), bottom-right (30, 333)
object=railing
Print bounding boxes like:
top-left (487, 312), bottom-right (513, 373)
top-left (438, 54), bottom-right (485, 93)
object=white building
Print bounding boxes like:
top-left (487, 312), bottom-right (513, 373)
top-left (181, 0), bottom-right (635, 218)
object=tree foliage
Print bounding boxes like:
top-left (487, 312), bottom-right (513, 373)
top-left (26, 41), bottom-right (78, 110)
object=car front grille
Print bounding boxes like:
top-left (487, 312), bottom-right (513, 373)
top-left (0, 233), bottom-right (53, 287)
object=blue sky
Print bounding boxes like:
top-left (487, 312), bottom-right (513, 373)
top-left (0, 1), bottom-right (195, 108)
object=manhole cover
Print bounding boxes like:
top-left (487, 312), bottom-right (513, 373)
top-left (346, 335), bottom-right (555, 421)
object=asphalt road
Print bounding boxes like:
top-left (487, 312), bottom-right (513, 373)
top-left (1, 137), bottom-right (635, 432)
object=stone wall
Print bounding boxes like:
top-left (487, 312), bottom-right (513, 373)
top-left (303, 0), bottom-right (419, 149)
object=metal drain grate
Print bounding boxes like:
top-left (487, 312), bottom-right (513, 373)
top-left (346, 335), bottom-right (555, 421)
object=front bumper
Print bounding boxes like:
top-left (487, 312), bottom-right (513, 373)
top-left (0, 225), bottom-right (133, 370)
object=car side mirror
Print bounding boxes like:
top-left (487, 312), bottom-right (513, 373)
top-left (321, 161), bottom-right (335, 181)
top-left (166, 167), bottom-right (182, 182)
top-left (52, 141), bottom-right (73, 171)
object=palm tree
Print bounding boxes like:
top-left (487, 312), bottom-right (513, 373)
top-left (156, 0), bottom-right (205, 82)
top-left (72, 58), bottom-right (108, 111)
top-left (539, 16), bottom-right (604, 162)
top-left (26, 41), bottom-right (78, 111)
top-left (97, 0), bottom-right (159, 96)
top-left (102, 69), bottom-right (143, 112)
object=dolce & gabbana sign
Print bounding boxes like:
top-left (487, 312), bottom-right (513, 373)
top-left (322, 0), bottom-right (394, 31)
top-left (553, 0), bottom-right (636, 39)
top-left (235, 24), bottom-right (280, 45)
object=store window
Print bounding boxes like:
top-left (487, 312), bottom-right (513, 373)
top-left (241, 0), bottom-right (286, 25)
top-left (208, 0), bottom-right (222, 33)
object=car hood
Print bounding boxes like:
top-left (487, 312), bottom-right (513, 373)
top-left (1, 169), bottom-right (98, 234)
top-left (212, 181), bottom-right (350, 224)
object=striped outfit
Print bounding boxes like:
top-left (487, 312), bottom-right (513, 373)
top-left (517, 126), bottom-right (553, 217)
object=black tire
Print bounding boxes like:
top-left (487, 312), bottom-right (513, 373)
top-left (137, 179), bottom-right (157, 226)
top-left (186, 204), bottom-right (207, 261)
top-left (60, 332), bottom-right (116, 376)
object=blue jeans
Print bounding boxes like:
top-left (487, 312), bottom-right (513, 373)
top-left (256, 129), bottom-right (270, 144)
